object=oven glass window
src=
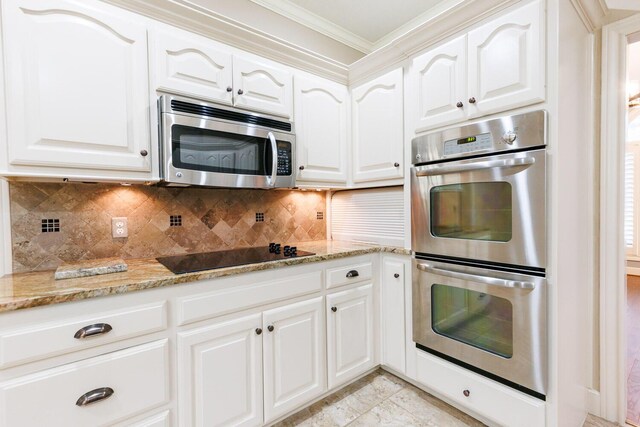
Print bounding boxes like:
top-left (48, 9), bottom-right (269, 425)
top-left (430, 182), bottom-right (512, 242)
top-left (431, 284), bottom-right (513, 358)
top-left (171, 125), bottom-right (291, 176)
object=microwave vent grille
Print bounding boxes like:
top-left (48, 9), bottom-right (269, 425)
top-left (170, 100), bottom-right (292, 132)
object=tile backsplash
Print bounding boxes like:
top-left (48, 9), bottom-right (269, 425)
top-left (9, 183), bottom-right (326, 273)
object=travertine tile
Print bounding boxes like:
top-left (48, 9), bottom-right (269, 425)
top-left (340, 371), bottom-right (405, 413)
top-left (348, 400), bottom-right (427, 427)
top-left (9, 183), bottom-right (327, 272)
top-left (583, 414), bottom-right (620, 427)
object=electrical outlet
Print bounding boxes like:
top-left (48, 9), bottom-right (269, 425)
top-left (111, 217), bottom-right (128, 238)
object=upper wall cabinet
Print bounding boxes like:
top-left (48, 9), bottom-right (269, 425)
top-left (151, 26), bottom-right (293, 119)
top-left (151, 25), bottom-right (233, 106)
top-left (351, 68), bottom-right (404, 184)
top-left (412, 0), bottom-right (544, 133)
top-left (294, 75), bottom-right (349, 186)
top-left (2, 0), bottom-right (152, 179)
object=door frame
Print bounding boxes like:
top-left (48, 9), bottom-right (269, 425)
top-left (600, 13), bottom-right (640, 424)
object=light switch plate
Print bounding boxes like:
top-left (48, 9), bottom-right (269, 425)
top-left (111, 217), bottom-right (128, 238)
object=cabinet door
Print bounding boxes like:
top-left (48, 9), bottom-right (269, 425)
top-left (233, 57), bottom-right (293, 118)
top-left (381, 257), bottom-right (407, 374)
top-left (326, 284), bottom-right (375, 388)
top-left (413, 36), bottom-right (467, 133)
top-left (151, 25), bottom-right (233, 105)
top-left (177, 314), bottom-right (263, 427)
top-left (351, 68), bottom-right (404, 183)
top-left (467, 0), bottom-right (545, 117)
top-left (263, 297), bottom-right (325, 423)
top-left (294, 75), bottom-right (348, 185)
top-left (2, 0), bottom-right (151, 175)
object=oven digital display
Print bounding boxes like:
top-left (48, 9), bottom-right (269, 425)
top-left (443, 133), bottom-right (492, 156)
top-left (457, 136), bottom-right (477, 145)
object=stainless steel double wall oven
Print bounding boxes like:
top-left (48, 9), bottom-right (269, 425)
top-left (411, 110), bottom-right (547, 399)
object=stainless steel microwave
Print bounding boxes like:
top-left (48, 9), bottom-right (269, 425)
top-left (159, 94), bottom-right (296, 189)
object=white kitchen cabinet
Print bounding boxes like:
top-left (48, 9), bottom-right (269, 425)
top-left (294, 75), bottom-right (349, 185)
top-left (2, 0), bottom-right (152, 179)
top-left (351, 68), bottom-right (404, 184)
top-left (177, 313), bottom-right (263, 427)
top-left (413, 36), bottom-right (467, 131)
top-left (151, 25), bottom-right (233, 105)
top-left (263, 297), bottom-right (325, 423)
top-left (151, 26), bottom-right (293, 119)
top-left (326, 283), bottom-right (375, 388)
top-left (412, 0), bottom-right (544, 132)
top-left (380, 257), bottom-right (407, 374)
top-left (467, 0), bottom-right (544, 118)
top-left (233, 57), bottom-right (293, 118)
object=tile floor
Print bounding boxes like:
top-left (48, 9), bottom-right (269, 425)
top-left (274, 369), bottom-right (486, 427)
top-left (275, 369), bottom-right (620, 427)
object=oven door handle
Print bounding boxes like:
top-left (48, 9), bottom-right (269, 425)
top-left (267, 131), bottom-right (278, 187)
top-left (414, 157), bottom-right (535, 176)
top-left (416, 263), bottom-right (536, 289)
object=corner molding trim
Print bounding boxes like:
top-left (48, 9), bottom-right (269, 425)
top-left (249, 0), bottom-right (373, 54)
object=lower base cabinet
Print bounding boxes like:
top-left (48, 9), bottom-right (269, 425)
top-left (178, 297), bottom-right (326, 427)
top-left (326, 284), bottom-right (375, 388)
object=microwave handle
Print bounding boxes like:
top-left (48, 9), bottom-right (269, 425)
top-left (416, 263), bottom-right (536, 290)
top-left (414, 157), bottom-right (535, 176)
top-left (267, 132), bottom-right (277, 187)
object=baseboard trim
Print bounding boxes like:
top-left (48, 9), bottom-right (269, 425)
top-left (626, 267), bottom-right (640, 276)
top-left (587, 388), bottom-right (601, 417)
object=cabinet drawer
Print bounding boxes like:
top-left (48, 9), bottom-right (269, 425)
top-left (0, 340), bottom-right (170, 427)
top-left (415, 350), bottom-right (545, 427)
top-left (326, 262), bottom-right (372, 289)
top-left (177, 270), bottom-right (322, 326)
top-left (0, 301), bottom-right (167, 369)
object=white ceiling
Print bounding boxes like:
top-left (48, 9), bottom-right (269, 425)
top-left (249, 0), bottom-right (460, 53)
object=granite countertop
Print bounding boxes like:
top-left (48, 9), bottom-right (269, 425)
top-left (0, 240), bottom-right (410, 313)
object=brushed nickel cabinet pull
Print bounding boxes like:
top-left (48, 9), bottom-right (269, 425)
top-left (76, 387), bottom-right (114, 406)
top-left (74, 323), bottom-right (113, 339)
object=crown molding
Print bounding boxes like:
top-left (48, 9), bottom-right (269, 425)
top-left (348, 0), bottom-right (517, 86)
top-left (371, 0), bottom-right (465, 50)
top-left (249, 0), bottom-right (373, 54)
top-left (102, 0), bottom-right (350, 84)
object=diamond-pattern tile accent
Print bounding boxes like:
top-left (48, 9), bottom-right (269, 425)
top-left (9, 183), bottom-right (326, 273)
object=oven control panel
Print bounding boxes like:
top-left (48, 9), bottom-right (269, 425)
top-left (443, 133), bottom-right (493, 156)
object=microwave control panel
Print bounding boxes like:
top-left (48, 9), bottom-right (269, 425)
top-left (443, 132), bottom-right (493, 156)
top-left (277, 142), bottom-right (292, 175)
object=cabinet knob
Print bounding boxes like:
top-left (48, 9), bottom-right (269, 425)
top-left (394, 273), bottom-right (400, 278)
top-left (76, 387), bottom-right (114, 406)
top-left (394, 162), bottom-right (400, 168)
top-left (267, 325), bottom-right (274, 332)
top-left (237, 89), bottom-right (244, 95)
top-left (331, 306), bottom-right (337, 312)
top-left (255, 328), bottom-right (263, 335)
top-left (226, 86), bottom-right (233, 92)
top-left (463, 389), bottom-right (470, 397)
top-left (456, 101), bottom-right (464, 108)
top-left (299, 165), bottom-right (305, 170)
top-left (140, 149), bottom-right (148, 157)
top-left (468, 97), bottom-right (476, 104)
top-left (74, 323), bottom-right (112, 339)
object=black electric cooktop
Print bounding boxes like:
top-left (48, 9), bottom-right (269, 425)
top-left (156, 244), bottom-right (315, 274)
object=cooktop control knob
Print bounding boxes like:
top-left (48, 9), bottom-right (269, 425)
top-left (502, 131), bottom-right (517, 145)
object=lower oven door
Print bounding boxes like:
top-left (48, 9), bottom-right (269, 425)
top-left (412, 258), bottom-right (547, 397)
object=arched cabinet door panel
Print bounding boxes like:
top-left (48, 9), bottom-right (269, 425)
top-left (467, 0), bottom-right (545, 118)
top-left (233, 57), bottom-right (293, 119)
top-left (3, 0), bottom-right (152, 176)
top-left (294, 75), bottom-right (348, 185)
top-left (351, 68), bottom-right (404, 184)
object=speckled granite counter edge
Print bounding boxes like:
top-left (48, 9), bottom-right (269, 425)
top-left (0, 244), bottom-right (410, 313)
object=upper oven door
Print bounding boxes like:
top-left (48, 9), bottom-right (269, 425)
top-left (411, 149), bottom-right (546, 269)
top-left (161, 112), bottom-right (295, 189)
